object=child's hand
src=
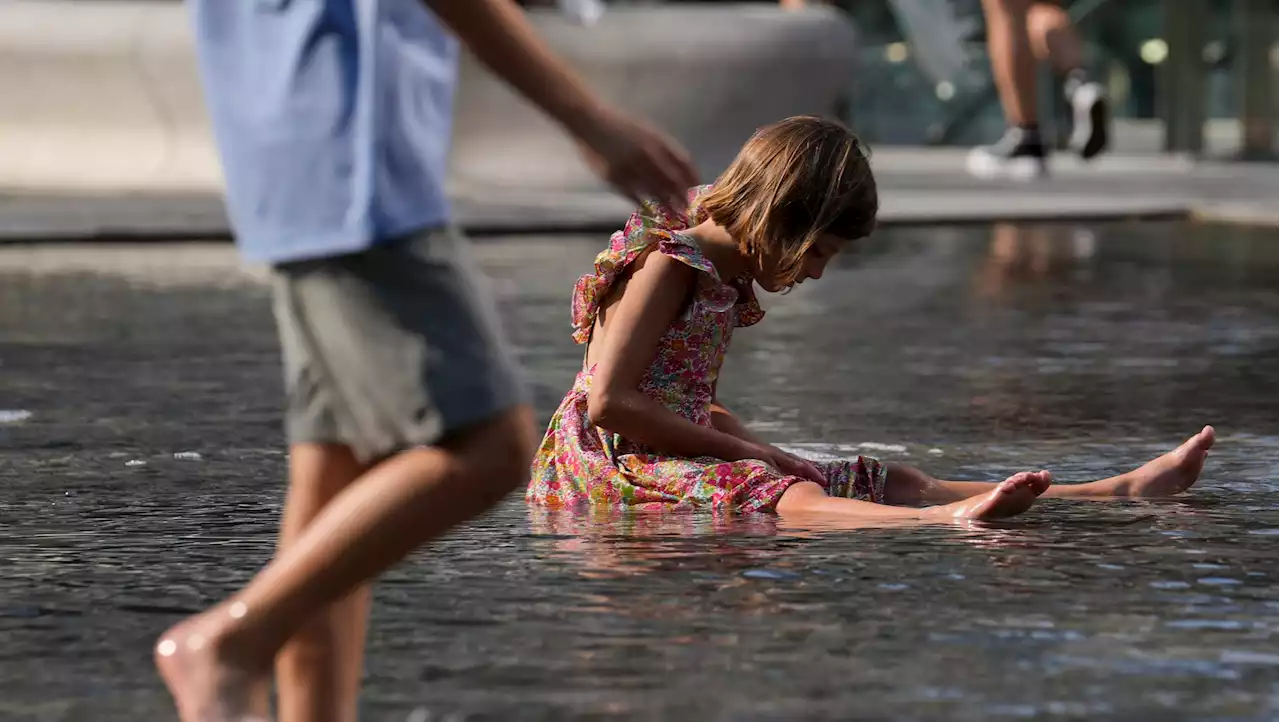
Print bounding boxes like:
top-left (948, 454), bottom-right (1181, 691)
top-left (574, 106), bottom-right (699, 212)
top-left (755, 445), bottom-right (826, 484)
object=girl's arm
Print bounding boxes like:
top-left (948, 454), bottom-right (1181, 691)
top-left (587, 251), bottom-right (762, 463)
top-left (709, 398), bottom-right (825, 483)
top-left (709, 399), bottom-right (762, 444)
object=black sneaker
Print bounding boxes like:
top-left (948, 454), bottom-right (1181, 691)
top-left (966, 126), bottom-right (1048, 180)
top-left (1067, 81), bottom-right (1110, 160)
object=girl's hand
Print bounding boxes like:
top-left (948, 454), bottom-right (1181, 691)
top-left (749, 444), bottom-right (826, 484)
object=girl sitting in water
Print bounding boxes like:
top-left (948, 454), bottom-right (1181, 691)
top-left (525, 116), bottom-right (1215, 521)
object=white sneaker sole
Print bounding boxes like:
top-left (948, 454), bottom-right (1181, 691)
top-left (965, 149), bottom-right (1048, 180)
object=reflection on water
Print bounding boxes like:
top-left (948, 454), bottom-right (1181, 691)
top-left (0, 222), bottom-right (1275, 721)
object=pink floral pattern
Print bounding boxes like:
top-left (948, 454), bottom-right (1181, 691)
top-left (526, 187), bottom-right (885, 513)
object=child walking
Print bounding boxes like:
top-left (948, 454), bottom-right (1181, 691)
top-left (526, 115), bottom-right (1215, 521)
top-left (155, 1), bottom-right (697, 721)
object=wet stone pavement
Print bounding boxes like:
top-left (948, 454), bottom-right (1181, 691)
top-left (0, 221), bottom-right (1276, 721)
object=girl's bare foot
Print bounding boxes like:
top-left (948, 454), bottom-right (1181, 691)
top-left (154, 605), bottom-right (269, 722)
top-left (925, 470), bottom-right (1050, 521)
top-left (1114, 425), bottom-right (1216, 497)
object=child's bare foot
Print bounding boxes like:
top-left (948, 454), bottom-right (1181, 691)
top-left (925, 470), bottom-right (1049, 521)
top-left (154, 605), bottom-right (269, 722)
top-left (1022, 469), bottom-right (1054, 496)
top-left (1114, 425), bottom-right (1216, 497)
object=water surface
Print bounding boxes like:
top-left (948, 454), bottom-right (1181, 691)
top-left (1, 221), bottom-right (1275, 721)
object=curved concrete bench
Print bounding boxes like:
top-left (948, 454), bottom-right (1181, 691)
top-left (0, 1), bottom-right (858, 195)
top-left (0, 1), bottom-right (220, 194)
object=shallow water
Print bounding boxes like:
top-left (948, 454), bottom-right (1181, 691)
top-left (0, 221), bottom-right (1276, 721)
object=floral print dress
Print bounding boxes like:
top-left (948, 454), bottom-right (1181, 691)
top-left (525, 188), bottom-right (886, 513)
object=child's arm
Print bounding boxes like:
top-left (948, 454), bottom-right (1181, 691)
top-left (709, 400), bottom-right (762, 444)
top-left (426, 0), bottom-right (697, 210)
top-left (710, 399), bottom-right (826, 483)
top-left (587, 252), bottom-right (762, 463)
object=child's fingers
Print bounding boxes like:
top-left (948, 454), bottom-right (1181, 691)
top-left (779, 454), bottom-right (825, 485)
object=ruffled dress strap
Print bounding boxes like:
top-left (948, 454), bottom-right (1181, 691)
top-left (571, 185), bottom-right (756, 343)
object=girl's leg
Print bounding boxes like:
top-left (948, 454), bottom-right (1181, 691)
top-left (275, 444), bottom-right (373, 722)
top-left (778, 471), bottom-right (1051, 522)
top-left (155, 406), bottom-right (536, 722)
top-left (887, 426), bottom-right (1215, 503)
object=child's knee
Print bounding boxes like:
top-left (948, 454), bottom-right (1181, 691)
top-left (775, 481), bottom-right (828, 514)
top-left (1027, 2), bottom-right (1070, 37)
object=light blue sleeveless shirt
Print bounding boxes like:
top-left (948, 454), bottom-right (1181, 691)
top-left (189, 0), bottom-right (457, 264)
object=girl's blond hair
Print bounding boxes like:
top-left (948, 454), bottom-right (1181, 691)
top-left (698, 116), bottom-right (877, 286)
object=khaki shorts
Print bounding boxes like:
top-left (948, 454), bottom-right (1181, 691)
top-left (271, 226), bottom-right (526, 464)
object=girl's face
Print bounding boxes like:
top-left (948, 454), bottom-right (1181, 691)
top-left (754, 233), bottom-right (847, 293)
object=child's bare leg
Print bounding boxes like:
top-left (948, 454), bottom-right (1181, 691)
top-left (275, 444), bottom-right (372, 722)
top-left (882, 463), bottom-right (1049, 505)
top-left (778, 472), bottom-right (1047, 522)
top-left (155, 406), bottom-right (535, 722)
top-left (1045, 425), bottom-right (1215, 498)
top-left (886, 426), bottom-right (1215, 503)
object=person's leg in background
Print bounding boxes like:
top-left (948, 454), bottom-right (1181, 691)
top-left (967, 0), bottom-right (1049, 178)
top-left (986, 0), bottom-right (1040, 128)
top-left (969, 0), bottom-right (1110, 178)
top-left (1027, 1), bottom-right (1110, 159)
top-left (1027, 2), bottom-right (1082, 74)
